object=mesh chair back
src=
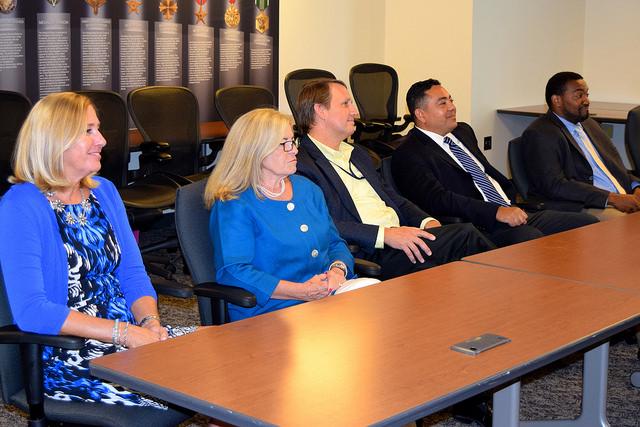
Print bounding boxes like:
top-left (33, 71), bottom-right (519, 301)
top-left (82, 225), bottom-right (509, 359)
top-left (625, 105), bottom-right (640, 173)
top-left (77, 91), bottom-right (129, 188)
top-left (350, 63), bottom-right (399, 123)
top-left (508, 137), bottom-right (529, 199)
top-left (284, 68), bottom-right (336, 124)
top-left (0, 91), bottom-right (31, 195)
top-left (175, 179), bottom-right (217, 325)
top-left (128, 86), bottom-right (201, 177)
top-left (0, 266), bottom-right (22, 403)
top-left (215, 85), bottom-right (275, 129)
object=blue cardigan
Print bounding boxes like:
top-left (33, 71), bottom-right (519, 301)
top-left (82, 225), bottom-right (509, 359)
top-left (0, 177), bottom-right (156, 334)
top-left (209, 175), bottom-right (354, 321)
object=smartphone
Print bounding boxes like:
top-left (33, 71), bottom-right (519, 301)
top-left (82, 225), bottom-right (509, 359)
top-left (450, 333), bottom-right (511, 356)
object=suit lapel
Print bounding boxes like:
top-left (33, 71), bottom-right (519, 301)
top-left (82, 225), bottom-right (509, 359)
top-left (300, 136), bottom-right (363, 221)
top-left (547, 111), bottom-right (589, 162)
top-left (409, 128), bottom-right (463, 172)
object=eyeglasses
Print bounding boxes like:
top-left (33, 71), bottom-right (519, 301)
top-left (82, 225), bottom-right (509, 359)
top-left (280, 138), bottom-right (300, 152)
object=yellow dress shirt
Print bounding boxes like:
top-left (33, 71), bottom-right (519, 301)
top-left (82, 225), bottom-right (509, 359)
top-left (308, 136), bottom-right (433, 249)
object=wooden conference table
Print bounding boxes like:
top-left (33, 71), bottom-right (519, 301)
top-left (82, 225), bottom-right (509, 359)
top-left (91, 261), bottom-right (640, 426)
top-left (497, 101), bottom-right (638, 124)
top-left (464, 212), bottom-right (640, 292)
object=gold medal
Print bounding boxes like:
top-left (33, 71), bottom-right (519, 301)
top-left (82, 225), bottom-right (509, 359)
top-left (126, 0), bottom-right (141, 14)
top-left (254, 0), bottom-right (269, 33)
top-left (86, 0), bottom-right (106, 15)
top-left (159, 0), bottom-right (177, 21)
top-left (224, 0), bottom-right (240, 28)
top-left (0, 0), bottom-right (16, 14)
top-left (255, 10), bottom-right (268, 33)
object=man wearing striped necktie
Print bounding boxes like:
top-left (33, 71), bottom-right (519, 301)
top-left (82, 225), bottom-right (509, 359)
top-left (392, 79), bottom-right (598, 248)
top-left (522, 71), bottom-right (640, 221)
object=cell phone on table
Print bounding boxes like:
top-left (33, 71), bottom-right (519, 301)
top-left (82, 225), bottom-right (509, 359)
top-left (450, 333), bottom-right (511, 356)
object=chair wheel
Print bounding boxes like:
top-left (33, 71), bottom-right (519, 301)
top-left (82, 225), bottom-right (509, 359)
top-left (631, 371), bottom-right (640, 388)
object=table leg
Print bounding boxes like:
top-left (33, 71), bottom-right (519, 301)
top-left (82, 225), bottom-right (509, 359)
top-left (493, 381), bottom-right (521, 427)
top-left (496, 342), bottom-right (610, 427)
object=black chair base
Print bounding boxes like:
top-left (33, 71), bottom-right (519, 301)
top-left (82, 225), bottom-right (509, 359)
top-left (10, 391), bottom-right (192, 427)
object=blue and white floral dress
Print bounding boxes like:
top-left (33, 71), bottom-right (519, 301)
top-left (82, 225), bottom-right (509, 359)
top-left (43, 192), bottom-right (192, 407)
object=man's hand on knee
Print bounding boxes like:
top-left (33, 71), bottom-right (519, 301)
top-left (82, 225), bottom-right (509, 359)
top-left (384, 226), bottom-right (436, 264)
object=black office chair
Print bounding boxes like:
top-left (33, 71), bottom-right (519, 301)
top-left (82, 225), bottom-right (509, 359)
top-left (174, 179), bottom-right (257, 325)
top-left (508, 136), bottom-right (581, 212)
top-left (78, 90), bottom-right (192, 299)
top-left (624, 105), bottom-right (640, 175)
top-left (0, 90), bottom-right (32, 196)
top-left (128, 86), bottom-right (210, 182)
top-left (349, 63), bottom-right (413, 157)
top-left (0, 266), bottom-right (190, 427)
top-left (284, 68), bottom-right (337, 128)
top-left (284, 68), bottom-right (382, 169)
top-left (215, 85), bottom-right (276, 129)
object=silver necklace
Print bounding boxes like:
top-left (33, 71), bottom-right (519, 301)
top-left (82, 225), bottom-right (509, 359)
top-left (45, 188), bottom-right (91, 226)
top-left (258, 179), bottom-right (285, 198)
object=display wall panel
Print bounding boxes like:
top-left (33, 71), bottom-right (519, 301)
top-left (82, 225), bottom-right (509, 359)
top-left (0, 0), bottom-right (279, 121)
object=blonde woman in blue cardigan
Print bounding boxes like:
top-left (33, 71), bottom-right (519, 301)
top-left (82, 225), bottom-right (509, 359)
top-left (0, 92), bottom-right (193, 409)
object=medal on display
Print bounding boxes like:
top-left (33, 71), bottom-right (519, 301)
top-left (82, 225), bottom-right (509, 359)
top-left (255, 0), bottom-right (269, 33)
top-left (46, 0), bottom-right (60, 6)
top-left (0, 0), bottom-right (16, 14)
top-left (194, 0), bottom-right (207, 24)
top-left (159, 0), bottom-right (177, 20)
top-left (126, 0), bottom-right (141, 14)
top-left (224, 0), bottom-right (240, 28)
top-left (86, 0), bottom-right (106, 15)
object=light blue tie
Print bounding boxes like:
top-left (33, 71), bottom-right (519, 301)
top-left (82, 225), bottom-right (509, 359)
top-left (444, 136), bottom-right (509, 206)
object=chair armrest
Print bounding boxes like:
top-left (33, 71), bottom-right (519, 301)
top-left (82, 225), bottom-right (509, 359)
top-left (354, 258), bottom-right (381, 277)
top-left (0, 325), bottom-right (84, 350)
top-left (139, 140), bottom-right (170, 152)
top-left (355, 118), bottom-right (392, 132)
top-left (391, 114), bottom-right (413, 133)
top-left (194, 282), bottom-right (257, 308)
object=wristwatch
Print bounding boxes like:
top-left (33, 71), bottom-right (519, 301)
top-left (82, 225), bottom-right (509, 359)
top-left (329, 260), bottom-right (348, 277)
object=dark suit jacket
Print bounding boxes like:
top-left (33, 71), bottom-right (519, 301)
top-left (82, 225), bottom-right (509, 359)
top-left (521, 111), bottom-right (638, 208)
top-left (392, 123), bottom-right (515, 230)
top-left (296, 135), bottom-right (429, 254)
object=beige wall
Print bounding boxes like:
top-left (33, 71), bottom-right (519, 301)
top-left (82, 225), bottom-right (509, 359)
top-left (278, 0), bottom-right (386, 114)
top-left (471, 0), bottom-right (585, 171)
top-left (584, 0), bottom-right (640, 102)
top-left (384, 0), bottom-right (474, 122)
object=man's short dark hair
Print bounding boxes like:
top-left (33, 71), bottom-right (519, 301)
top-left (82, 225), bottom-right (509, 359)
top-left (296, 79), bottom-right (347, 134)
top-left (545, 71), bottom-right (583, 108)
top-left (406, 79), bottom-right (441, 121)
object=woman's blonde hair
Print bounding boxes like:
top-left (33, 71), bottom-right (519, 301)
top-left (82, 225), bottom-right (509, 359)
top-left (10, 92), bottom-right (98, 191)
top-left (204, 108), bottom-right (293, 207)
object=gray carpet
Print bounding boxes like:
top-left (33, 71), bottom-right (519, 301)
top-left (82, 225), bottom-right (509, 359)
top-left (2, 269), bottom-right (639, 426)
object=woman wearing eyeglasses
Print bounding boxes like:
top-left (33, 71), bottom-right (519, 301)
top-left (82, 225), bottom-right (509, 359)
top-left (205, 108), bottom-right (355, 321)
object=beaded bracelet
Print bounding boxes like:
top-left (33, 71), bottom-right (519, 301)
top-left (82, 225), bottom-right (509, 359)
top-left (138, 314), bottom-right (160, 327)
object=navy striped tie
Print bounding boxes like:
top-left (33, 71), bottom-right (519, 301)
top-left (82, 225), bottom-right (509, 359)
top-left (444, 136), bottom-right (509, 206)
